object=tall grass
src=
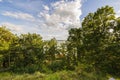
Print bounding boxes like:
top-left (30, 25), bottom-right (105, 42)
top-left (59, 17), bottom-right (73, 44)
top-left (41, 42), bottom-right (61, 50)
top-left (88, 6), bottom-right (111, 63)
top-left (0, 70), bottom-right (120, 80)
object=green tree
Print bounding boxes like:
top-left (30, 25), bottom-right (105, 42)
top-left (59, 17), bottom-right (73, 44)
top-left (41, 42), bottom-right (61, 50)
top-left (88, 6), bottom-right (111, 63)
top-left (9, 33), bottom-right (44, 73)
top-left (82, 5), bottom-right (120, 76)
top-left (67, 5), bottom-right (120, 77)
top-left (0, 27), bottom-right (15, 69)
top-left (44, 38), bottom-right (58, 62)
top-left (67, 28), bottom-right (84, 66)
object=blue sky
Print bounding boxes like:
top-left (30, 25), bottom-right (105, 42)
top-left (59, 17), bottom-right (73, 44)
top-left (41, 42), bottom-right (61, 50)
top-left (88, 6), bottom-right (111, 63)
top-left (0, 0), bottom-right (120, 40)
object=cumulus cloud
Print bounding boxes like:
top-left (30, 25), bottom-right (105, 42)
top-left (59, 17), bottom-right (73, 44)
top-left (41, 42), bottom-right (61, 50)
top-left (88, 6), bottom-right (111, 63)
top-left (2, 11), bottom-right (35, 22)
top-left (38, 0), bottom-right (82, 40)
top-left (0, 0), bottom-right (82, 40)
top-left (39, 0), bottom-right (82, 29)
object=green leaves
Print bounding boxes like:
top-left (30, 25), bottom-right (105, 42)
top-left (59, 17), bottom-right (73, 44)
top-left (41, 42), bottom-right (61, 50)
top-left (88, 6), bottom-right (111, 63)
top-left (0, 5), bottom-right (120, 77)
top-left (67, 5), bottom-right (120, 77)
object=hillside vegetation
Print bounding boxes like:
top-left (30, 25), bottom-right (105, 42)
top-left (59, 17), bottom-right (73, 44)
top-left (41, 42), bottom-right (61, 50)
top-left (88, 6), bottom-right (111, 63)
top-left (0, 6), bottom-right (120, 80)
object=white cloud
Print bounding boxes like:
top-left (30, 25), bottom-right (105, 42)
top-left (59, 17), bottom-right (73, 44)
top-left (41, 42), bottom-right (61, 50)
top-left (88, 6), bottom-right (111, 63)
top-left (39, 0), bottom-right (82, 29)
top-left (0, 0), bottom-right (2, 2)
top-left (38, 0), bottom-right (82, 40)
top-left (41, 30), bottom-right (68, 40)
top-left (0, 22), bottom-right (23, 33)
top-left (0, 0), bottom-right (82, 40)
top-left (116, 10), bottom-right (120, 18)
top-left (2, 11), bottom-right (35, 22)
top-left (43, 5), bottom-right (49, 11)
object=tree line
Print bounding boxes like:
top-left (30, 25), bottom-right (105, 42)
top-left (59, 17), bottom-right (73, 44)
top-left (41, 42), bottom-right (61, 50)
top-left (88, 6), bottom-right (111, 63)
top-left (0, 6), bottom-right (120, 77)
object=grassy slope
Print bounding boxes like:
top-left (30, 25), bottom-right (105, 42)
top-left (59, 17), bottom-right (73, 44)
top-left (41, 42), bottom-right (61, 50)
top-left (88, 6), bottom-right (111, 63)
top-left (0, 71), bottom-right (119, 80)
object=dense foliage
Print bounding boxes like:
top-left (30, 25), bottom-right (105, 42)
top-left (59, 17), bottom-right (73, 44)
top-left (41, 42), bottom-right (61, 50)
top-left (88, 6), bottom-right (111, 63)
top-left (68, 6), bottom-right (120, 77)
top-left (0, 6), bottom-right (120, 79)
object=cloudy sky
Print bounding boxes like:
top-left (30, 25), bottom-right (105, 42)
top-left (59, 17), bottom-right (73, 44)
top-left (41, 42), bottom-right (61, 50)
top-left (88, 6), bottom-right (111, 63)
top-left (0, 0), bottom-right (120, 40)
